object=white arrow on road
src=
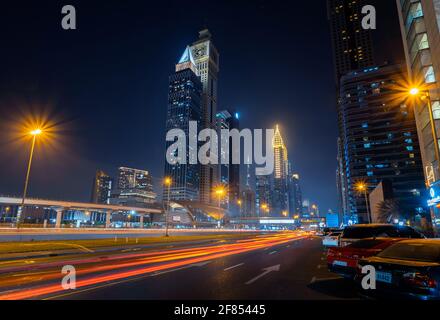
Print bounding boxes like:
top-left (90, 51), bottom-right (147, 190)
top-left (245, 265), bottom-right (280, 285)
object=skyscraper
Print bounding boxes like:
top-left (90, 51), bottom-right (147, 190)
top-left (91, 170), bottom-right (113, 204)
top-left (272, 125), bottom-right (289, 216)
top-left (397, 0), bottom-right (440, 229)
top-left (256, 175), bottom-right (272, 216)
top-left (327, 0), bottom-right (375, 83)
top-left (163, 47), bottom-right (203, 201)
top-left (216, 109), bottom-right (240, 212)
top-left (327, 0), bottom-right (376, 219)
top-left (288, 173), bottom-right (303, 217)
top-left (340, 64), bottom-right (425, 222)
top-left (111, 167), bottom-right (157, 207)
top-left (190, 29), bottom-right (220, 204)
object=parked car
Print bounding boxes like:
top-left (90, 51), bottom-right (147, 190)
top-left (327, 238), bottom-right (402, 278)
top-left (322, 231), bottom-right (343, 247)
top-left (357, 239), bottom-right (440, 300)
top-left (339, 224), bottom-right (424, 247)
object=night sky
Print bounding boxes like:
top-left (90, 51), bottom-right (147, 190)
top-left (0, 0), bottom-right (403, 212)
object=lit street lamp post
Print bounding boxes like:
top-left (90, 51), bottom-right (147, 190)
top-left (17, 129), bottom-right (42, 229)
top-left (356, 182), bottom-right (371, 224)
top-left (215, 187), bottom-right (225, 208)
top-left (164, 178), bottom-right (173, 237)
top-left (409, 88), bottom-right (440, 173)
top-left (164, 177), bottom-right (172, 237)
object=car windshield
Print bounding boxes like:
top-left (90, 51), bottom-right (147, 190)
top-left (341, 226), bottom-right (423, 239)
top-left (378, 243), bottom-right (440, 263)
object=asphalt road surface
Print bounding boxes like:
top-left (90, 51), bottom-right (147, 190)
top-left (0, 233), bottom-right (360, 300)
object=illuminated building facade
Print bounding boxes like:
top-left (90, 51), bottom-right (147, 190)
top-left (327, 0), bottom-right (376, 222)
top-left (216, 109), bottom-right (240, 213)
top-left (340, 64), bottom-right (425, 223)
top-left (256, 175), bottom-right (272, 216)
top-left (190, 29), bottom-right (220, 205)
top-left (271, 125), bottom-right (289, 217)
top-left (91, 170), bottom-right (113, 204)
top-left (111, 167), bottom-right (157, 207)
top-left (163, 47), bottom-right (203, 201)
top-left (397, 0), bottom-right (440, 228)
top-left (288, 173), bottom-right (303, 217)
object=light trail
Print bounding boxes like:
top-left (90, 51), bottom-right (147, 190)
top-left (0, 233), bottom-right (307, 300)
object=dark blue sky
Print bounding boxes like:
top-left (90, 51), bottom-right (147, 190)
top-left (0, 0), bottom-right (403, 212)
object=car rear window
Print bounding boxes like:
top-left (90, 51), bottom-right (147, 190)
top-left (341, 226), bottom-right (423, 239)
top-left (378, 243), bottom-right (440, 262)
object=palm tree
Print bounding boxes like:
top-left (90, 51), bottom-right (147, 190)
top-left (376, 199), bottom-right (401, 223)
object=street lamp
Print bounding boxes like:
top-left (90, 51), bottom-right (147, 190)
top-left (237, 199), bottom-right (242, 215)
top-left (17, 128), bottom-right (43, 229)
top-left (355, 182), bottom-right (371, 224)
top-left (164, 177), bottom-right (172, 237)
top-left (409, 88), bottom-right (440, 175)
top-left (215, 186), bottom-right (226, 208)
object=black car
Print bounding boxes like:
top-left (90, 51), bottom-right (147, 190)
top-left (357, 239), bottom-right (440, 300)
top-left (339, 224), bottom-right (424, 247)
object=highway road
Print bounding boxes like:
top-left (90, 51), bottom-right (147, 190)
top-left (0, 232), bottom-right (360, 300)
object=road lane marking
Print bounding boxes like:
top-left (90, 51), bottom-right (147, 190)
top-left (245, 265), bottom-right (280, 285)
top-left (224, 263), bottom-right (244, 271)
top-left (285, 245), bottom-right (290, 248)
top-left (269, 251), bottom-right (277, 255)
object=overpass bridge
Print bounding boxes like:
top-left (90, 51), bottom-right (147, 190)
top-left (0, 197), bottom-right (162, 228)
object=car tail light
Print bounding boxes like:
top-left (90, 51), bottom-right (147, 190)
top-left (403, 273), bottom-right (437, 289)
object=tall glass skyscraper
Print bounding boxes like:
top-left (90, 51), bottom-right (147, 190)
top-left (327, 0), bottom-right (376, 221)
top-left (340, 64), bottom-right (425, 222)
top-left (216, 109), bottom-right (240, 213)
top-left (189, 30), bottom-right (220, 204)
top-left (90, 170), bottom-right (113, 204)
top-left (271, 125), bottom-right (290, 217)
top-left (163, 47), bottom-right (203, 201)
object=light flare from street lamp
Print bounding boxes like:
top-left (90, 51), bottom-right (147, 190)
top-left (30, 128), bottom-right (43, 136)
top-left (409, 88), bottom-right (420, 96)
top-left (164, 177), bottom-right (172, 186)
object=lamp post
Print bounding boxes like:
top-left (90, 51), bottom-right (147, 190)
top-left (164, 177), bottom-right (172, 237)
top-left (237, 199), bottom-right (242, 215)
top-left (356, 182), bottom-right (371, 224)
top-left (215, 187), bottom-right (225, 208)
top-left (17, 128), bottom-right (42, 229)
top-left (409, 88), bottom-right (440, 173)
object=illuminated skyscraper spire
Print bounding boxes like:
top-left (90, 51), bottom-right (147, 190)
top-left (273, 125), bottom-right (288, 179)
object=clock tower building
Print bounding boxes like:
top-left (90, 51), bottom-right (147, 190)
top-left (190, 29), bottom-right (220, 204)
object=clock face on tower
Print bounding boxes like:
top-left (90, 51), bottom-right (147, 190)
top-left (193, 46), bottom-right (207, 58)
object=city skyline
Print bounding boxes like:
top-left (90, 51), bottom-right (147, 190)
top-left (2, 0), bottom-right (440, 304)
top-left (0, 1), bottom-right (406, 215)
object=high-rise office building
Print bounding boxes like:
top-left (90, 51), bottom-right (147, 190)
top-left (397, 0), bottom-right (440, 228)
top-left (256, 174), bottom-right (272, 216)
top-left (216, 109), bottom-right (240, 212)
top-left (327, 0), bottom-right (375, 83)
top-left (90, 170), bottom-right (113, 204)
top-left (327, 0), bottom-right (376, 219)
top-left (272, 125), bottom-right (289, 216)
top-left (163, 47), bottom-right (203, 201)
top-left (288, 173), bottom-right (303, 217)
top-left (189, 29), bottom-right (220, 204)
top-left (340, 64), bottom-right (425, 222)
top-left (111, 167), bottom-right (157, 207)
top-left (241, 188), bottom-right (256, 217)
